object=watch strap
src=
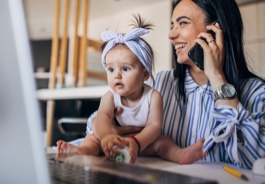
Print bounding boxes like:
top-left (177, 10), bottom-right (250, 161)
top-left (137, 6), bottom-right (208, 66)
top-left (213, 83), bottom-right (236, 102)
top-left (213, 87), bottom-right (224, 101)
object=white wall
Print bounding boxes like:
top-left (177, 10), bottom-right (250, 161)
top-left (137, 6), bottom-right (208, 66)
top-left (24, 0), bottom-right (265, 80)
top-left (88, 1), bottom-right (172, 73)
top-left (24, 0), bottom-right (172, 76)
top-left (240, 1), bottom-right (265, 79)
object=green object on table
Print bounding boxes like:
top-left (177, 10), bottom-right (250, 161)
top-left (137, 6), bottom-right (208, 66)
top-left (114, 152), bottom-right (125, 162)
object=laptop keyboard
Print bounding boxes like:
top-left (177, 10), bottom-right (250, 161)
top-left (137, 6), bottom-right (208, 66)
top-left (48, 158), bottom-right (146, 184)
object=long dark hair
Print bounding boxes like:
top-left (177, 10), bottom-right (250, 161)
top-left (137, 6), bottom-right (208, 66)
top-left (173, 0), bottom-right (260, 105)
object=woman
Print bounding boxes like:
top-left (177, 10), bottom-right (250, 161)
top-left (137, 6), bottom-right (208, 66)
top-left (88, 0), bottom-right (265, 169)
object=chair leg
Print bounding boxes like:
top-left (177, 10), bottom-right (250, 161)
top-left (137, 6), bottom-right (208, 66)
top-left (78, 0), bottom-right (89, 87)
top-left (46, 0), bottom-right (60, 147)
top-left (72, 0), bottom-right (81, 87)
top-left (46, 100), bottom-right (55, 147)
top-left (58, 0), bottom-right (70, 88)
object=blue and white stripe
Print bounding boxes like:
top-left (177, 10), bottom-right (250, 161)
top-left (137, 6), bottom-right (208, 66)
top-left (101, 28), bottom-right (152, 74)
top-left (154, 69), bottom-right (265, 169)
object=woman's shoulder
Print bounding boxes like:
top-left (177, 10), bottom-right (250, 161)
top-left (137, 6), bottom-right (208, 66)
top-left (153, 69), bottom-right (177, 92)
top-left (156, 69), bottom-right (174, 75)
top-left (240, 77), bottom-right (265, 98)
top-left (242, 77), bottom-right (265, 89)
top-left (145, 69), bottom-right (175, 87)
top-left (155, 69), bottom-right (175, 81)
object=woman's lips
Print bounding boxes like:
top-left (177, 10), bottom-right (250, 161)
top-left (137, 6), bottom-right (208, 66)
top-left (174, 43), bottom-right (186, 55)
top-left (175, 43), bottom-right (186, 50)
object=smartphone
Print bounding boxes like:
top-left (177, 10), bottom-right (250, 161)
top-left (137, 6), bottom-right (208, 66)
top-left (188, 30), bottom-right (215, 71)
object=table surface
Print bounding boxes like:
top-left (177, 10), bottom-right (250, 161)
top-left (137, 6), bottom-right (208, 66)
top-left (47, 147), bottom-right (265, 184)
top-left (37, 85), bottom-right (109, 100)
top-left (136, 157), bottom-right (265, 184)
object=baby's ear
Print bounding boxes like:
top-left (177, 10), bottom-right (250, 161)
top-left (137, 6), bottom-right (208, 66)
top-left (144, 70), bottom-right (150, 81)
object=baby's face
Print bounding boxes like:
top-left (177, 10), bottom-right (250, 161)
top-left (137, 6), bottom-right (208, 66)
top-left (105, 45), bottom-right (147, 98)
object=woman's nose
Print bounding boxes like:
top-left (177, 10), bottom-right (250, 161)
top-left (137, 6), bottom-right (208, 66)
top-left (168, 26), bottom-right (178, 41)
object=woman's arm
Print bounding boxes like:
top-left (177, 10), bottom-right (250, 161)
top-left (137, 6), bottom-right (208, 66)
top-left (89, 107), bottom-right (143, 136)
top-left (231, 79), bottom-right (265, 168)
top-left (205, 79), bottom-right (265, 169)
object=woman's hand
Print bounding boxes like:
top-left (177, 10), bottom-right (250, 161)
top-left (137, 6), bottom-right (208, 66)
top-left (101, 134), bottom-right (125, 159)
top-left (110, 107), bottom-right (143, 136)
top-left (91, 107), bottom-right (143, 136)
top-left (196, 22), bottom-right (225, 82)
top-left (111, 124), bottom-right (143, 136)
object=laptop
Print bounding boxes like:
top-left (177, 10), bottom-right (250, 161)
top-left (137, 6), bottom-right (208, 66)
top-left (0, 0), bottom-right (218, 183)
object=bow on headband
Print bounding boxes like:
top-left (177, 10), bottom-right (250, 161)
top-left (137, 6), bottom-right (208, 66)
top-left (101, 28), bottom-right (152, 74)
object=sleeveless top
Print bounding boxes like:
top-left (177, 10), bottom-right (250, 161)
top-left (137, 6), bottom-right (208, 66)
top-left (111, 84), bottom-right (154, 127)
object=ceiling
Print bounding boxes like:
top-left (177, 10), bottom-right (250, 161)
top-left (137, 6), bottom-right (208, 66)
top-left (89, 0), bottom-right (164, 20)
top-left (24, 0), bottom-right (264, 21)
top-left (23, 0), bottom-right (264, 33)
top-left (24, 0), bottom-right (163, 21)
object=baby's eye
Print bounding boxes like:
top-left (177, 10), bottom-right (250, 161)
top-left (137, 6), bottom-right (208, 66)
top-left (107, 67), bottom-right (114, 72)
top-left (122, 66), bottom-right (130, 71)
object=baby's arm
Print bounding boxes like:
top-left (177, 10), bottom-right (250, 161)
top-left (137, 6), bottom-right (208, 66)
top-left (94, 91), bottom-right (125, 156)
top-left (93, 91), bottom-right (114, 139)
top-left (133, 90), bottom-right (163, 151)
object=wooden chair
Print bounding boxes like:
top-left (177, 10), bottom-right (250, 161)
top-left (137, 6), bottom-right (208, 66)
top-left (45, 0), bottom-right (106, 146)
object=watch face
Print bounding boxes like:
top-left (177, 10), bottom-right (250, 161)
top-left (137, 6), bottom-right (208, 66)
top-left (222, 84), bottom-right (236, 98)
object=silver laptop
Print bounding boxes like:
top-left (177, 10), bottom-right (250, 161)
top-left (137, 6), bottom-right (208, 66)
top-left (0, 1), bottom-right (218, 183)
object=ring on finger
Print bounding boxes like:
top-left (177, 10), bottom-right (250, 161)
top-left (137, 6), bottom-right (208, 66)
top-left (208, 39), bottom-right (215, 44)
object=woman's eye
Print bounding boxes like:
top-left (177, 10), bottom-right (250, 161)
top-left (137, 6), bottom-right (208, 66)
top-left (179, 21), bottom-right (187, 27)
top-left (170, 23), bottom-right (174, 30)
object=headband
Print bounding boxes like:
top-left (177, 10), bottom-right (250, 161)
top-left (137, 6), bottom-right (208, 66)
top-left (101, 28), bottom-right (152, 74)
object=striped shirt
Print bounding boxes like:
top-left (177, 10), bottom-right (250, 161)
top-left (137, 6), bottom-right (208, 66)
top-left (154, 69), bottom-right (265, 169)
top-left (86, 69), bottom-right (265, 169)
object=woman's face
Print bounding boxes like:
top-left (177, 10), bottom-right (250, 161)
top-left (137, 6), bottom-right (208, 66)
top-left (168, 0), bottom-right (207, 66)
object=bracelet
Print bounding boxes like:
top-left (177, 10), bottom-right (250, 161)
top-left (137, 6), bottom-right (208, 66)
top-left (129, 135), bottom-right (141, 153)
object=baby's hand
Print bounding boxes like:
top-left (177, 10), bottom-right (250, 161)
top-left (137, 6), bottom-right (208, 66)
top-left (125, 137), bottom-right (139, 164)
top-left (101, 134), bottom-right (125, 158)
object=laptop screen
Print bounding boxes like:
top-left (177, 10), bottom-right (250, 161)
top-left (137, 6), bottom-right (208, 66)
top-left (0, 1), bottom-right (50, 183)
